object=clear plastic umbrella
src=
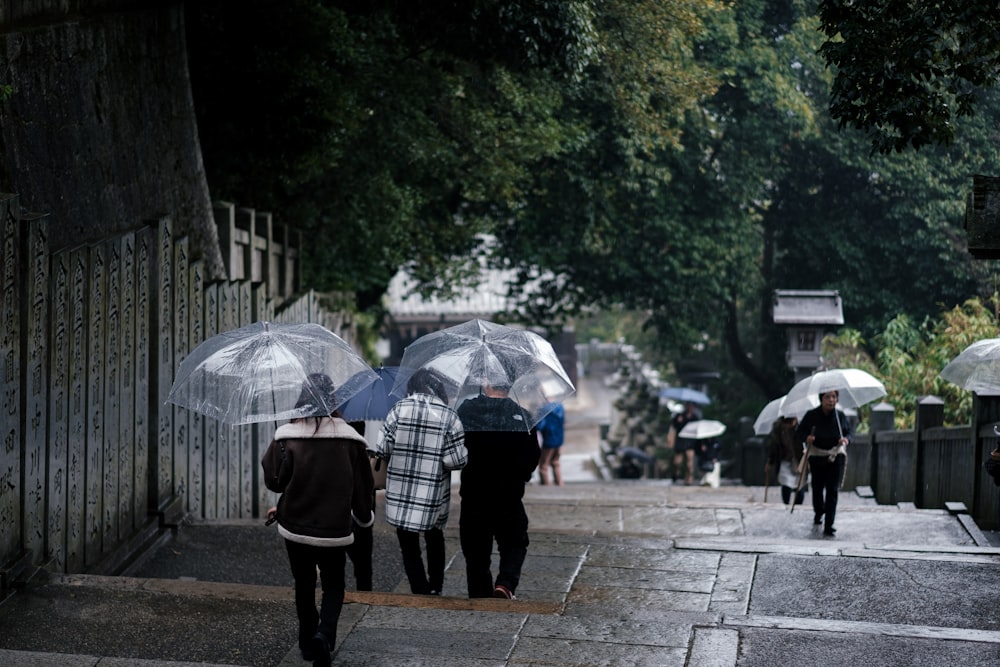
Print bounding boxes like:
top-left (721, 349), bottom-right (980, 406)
top-left (391, 319), bottom-right (575, 432)
top-left (166, 321), bottom-right (378, 425)
top-left (752, 394), bottom-right (819, 436)
top-left (782, 368), bottom-right (886, 417)
top-left (939, 338), bottom-right (1000, 394)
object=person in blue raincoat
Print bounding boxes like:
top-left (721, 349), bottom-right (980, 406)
top-left (536, 402), bottom-right (566, 485)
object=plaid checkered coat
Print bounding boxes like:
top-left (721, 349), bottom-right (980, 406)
top-left (375, 393), bottom-right (467, 531)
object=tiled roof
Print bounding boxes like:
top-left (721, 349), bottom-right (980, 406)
top-left (772, 289), bottom-right (844, 325)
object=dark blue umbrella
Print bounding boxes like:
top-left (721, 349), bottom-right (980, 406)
top-left (658, 386), bottom-right (711, 405)
top-left (338, 366), bottom-right (403, 421)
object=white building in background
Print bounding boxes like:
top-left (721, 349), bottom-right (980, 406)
top-left (380, 265), bottom-right (577, 386)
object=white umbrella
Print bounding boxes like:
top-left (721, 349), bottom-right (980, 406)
top-left (782, 368), bottom-right (886, 416)
top-left (752, 394), bottom-right (818, 436)
top-left (678, 419), bottom-right (726, 439)
top-left (939, 338), bottom-right (1000, 394)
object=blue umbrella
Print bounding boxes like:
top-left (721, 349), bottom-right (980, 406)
top-left (658, 386), bottom-right (711, 405)
top-left (338, 366), bottom-right (403, 421)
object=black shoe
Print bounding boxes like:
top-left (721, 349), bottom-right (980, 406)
top-left (310, 632), bottom-right (331, 667)
top-left (823, 527), bottom-right (836, 537)
top-left (813, 513), bottom-right (823, 525)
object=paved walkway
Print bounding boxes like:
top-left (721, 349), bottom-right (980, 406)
top-left (2, 376), bottom-right (999, 666)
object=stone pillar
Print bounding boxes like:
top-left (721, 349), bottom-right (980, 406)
top-left (914, 395), bottom-right (944, 506)
top-left (869, 402), bottom-right (896, 433)
top-left (0, 195), bottom-right (22, 574)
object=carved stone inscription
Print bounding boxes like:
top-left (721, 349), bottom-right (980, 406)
top-left (66, 248), bottom-right (88, 572)
top-left (118, 234), bottom-right (136, 536)
top-left (187, 261), bottom-right (204, 516)
top-left (103, 239), bottom-right (121, 551)
top-left (239, 281), bottom-right (254, 517)
top-left (85, 242), bottom-right (106, 565)
top-left (203, 283), bottom-right (218, 519)
top-left (24, 217), bottom-right (49, 563)
top-left (133, 227), bottom-right (151, 528)
top-left (0, 196), bottom-right (21, 560)
top-left (49, 250), bottom-right (70, 571)
top-left (173, 237), bottom-right (189, 508)
top-left (155, 219), bottom-right (174, 507)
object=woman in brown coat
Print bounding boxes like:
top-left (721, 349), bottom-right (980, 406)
top-left (262, 373), bottom-right (374, 667)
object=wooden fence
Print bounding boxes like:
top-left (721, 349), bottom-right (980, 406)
top-left (0, 195), bottom-right (355, 587)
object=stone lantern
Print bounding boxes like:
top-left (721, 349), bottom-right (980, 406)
top-left (772, 289), bottom-right (844, 382)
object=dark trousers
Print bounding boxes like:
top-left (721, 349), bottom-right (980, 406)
top-left (809, 454), bottom-right (845, 530)
top-left (347, 523), bottom-right (373, 590)
top-left (459, 499), bottom-right (529, 597)
top-left (395, 526), bottom-right (445, 594)
top-left (781, 485), bottom-right (806, 506)
top-left (284, 539), bottom-right (346, 650)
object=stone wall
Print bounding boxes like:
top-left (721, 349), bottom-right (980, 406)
top-left (0, 196), bottom-right (346, 585)
top-left (0, 1), bottom-right (224, 278)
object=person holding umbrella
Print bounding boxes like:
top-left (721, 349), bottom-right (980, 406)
top-left (375, 369), bottom-right (467, 596)
top-left (796, 390), bottom-right (852, 537)
top-left (536, 402), bottom-right (566, 486)
top-left (766, 416), bottom-right (807, 506)
top-left (261, 373), bottom-right (375, 667)
top-left (667, 401), bottom-right (702, 485)
top-left (457, 377), bottom-right (541, 600)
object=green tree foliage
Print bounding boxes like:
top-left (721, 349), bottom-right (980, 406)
top-left (186, 0), bottom-right (1000, 427)
top-left (186, 0), bottom-right (602, 307)
top-left (818, 1), bottom-right (1000, 153)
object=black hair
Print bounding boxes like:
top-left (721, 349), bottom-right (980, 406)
top-left (294, 373), bottom-right (338, 433)
top-left (406, 368), bottom-right (448, 402)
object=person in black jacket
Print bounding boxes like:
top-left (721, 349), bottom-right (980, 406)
top-left (457, 382), bottom-right (540, 600)
top-left (796, 390), bottom-right (851, 537)
top-left (261, 373), bottom-right (374, 667)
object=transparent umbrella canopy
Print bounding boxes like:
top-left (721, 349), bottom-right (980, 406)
top-left (166, 321), bottom-right (378, 425)
top-left (939, 338), bottom-right (1000, 395)
top-left (392, 319), bottom-right (576, 431)
top-left (752, 394), bottom-right (819, 436)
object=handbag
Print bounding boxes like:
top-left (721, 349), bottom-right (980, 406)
top-left (370, 455), bottom-right (387, 491)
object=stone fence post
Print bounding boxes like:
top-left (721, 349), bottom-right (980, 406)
top-left (914, 395), bottom-right (944, 506)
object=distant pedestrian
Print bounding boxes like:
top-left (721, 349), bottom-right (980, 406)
top-left (261, 373), bottom-right (374, 667)
top-left (457, 381), bottom-right (540, 600)
top-left (695, 437), bottom-right (722, 488)
top-left (536, 402), bottom-right (566, 486)
top-left (796, 390), bottom-right (851, 537)
top-left (375, 369), bottom-right (467, 596)
top-left (667, 402), bottom-right (702, 484)
top-left (766, 416), bottom-right (807, 506)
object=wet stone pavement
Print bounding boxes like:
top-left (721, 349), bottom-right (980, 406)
top-left (2, 372), bottom-right (1000, 666)
top-left (2, 479), bottom-right (1000, 667)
